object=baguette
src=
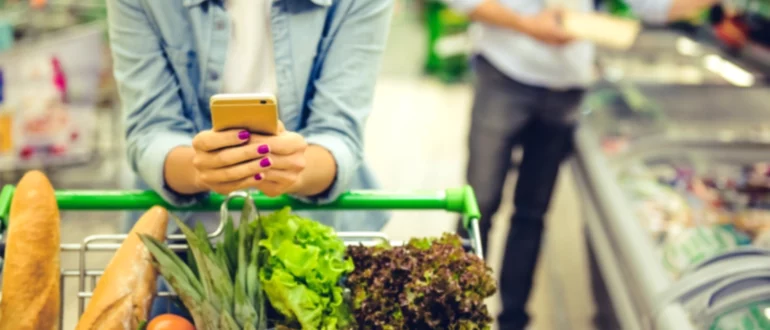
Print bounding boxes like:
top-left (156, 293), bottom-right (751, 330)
top-left (0, 170), bottom-right (61, 330)
top-left (75, 206), bottom-right (169, 330)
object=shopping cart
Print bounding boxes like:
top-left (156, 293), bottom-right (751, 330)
top-left (0, 185), bottom-right (483, 328)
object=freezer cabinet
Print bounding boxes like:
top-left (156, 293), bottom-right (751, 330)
top-left (572, 117), bottom-right (770, 330)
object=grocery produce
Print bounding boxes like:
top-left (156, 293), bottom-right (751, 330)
top-left (141, 204), bottom-right (492, 329)
top-left (346, 233), bottom-right (496, 330)
top-left (0, 170), bottom-right (60, 330)
top-left (258, 208), bottom-right (354, 330)
top-left (75, 206), bottom-right (170, 330)
top-left (142, 204), bottom-right (355, 330)
top-left (661, 226), bottom-right (741, 275)
top-left (710, 301), bottom-right (770, 330)
top-left (146, 314), bottom-right (196, 330)
top-left (734, 209), bottom-right (770, 237)
top-left (140, 202), bottom-right (267, 330)
top-left (754, 229), bottom-right (770, 249)
top-left (620, 161), bottom-right (770, 277)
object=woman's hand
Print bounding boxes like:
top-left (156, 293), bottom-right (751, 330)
top-left (191, 124), bottom-right (308, 196)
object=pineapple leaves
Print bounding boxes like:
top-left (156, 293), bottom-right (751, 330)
top-left (143, 204), bottom-right (269, 330)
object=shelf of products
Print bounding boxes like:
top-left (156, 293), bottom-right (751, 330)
top-left (572, 30), bottom-right (770, 330)
top-left (0, 1), bottom-right (119, 184)
top-left (0, 23), bottom-right (107, 173)
top-left (422, 0), bottom-right (472, 83)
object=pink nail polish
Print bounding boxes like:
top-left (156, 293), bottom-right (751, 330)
top-left (238, 130), bottom-right (249, 140)
top-left (257, 144), bottom-right (270, 155)
top-left (254, 173), bottom-right (263, 181)
top-left (260, 158), bottom-right (271, 168)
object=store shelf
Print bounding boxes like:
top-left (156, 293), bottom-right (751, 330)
top-left (0, 22), bottom-right (110, 175)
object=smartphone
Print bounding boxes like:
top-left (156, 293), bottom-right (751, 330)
top-left (210, 93), bottom-right (279, 135)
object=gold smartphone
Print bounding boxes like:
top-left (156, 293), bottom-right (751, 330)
top-left (210, 93), bottom-right (279, 135)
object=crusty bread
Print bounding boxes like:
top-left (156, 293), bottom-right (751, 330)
top-left (0, 170), bottom-right (61, 330)
top-left (75, 206), bottom-right (169, 330)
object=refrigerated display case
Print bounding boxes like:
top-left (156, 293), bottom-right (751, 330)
top-left (569, 30), bottom-right (770, 330)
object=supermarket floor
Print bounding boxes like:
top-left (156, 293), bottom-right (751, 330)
top-left (46, 7), bottom-right (596, 330)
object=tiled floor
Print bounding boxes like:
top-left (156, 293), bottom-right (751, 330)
top-left (11, 6), bottom-right (599, 329)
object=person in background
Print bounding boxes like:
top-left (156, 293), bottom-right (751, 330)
top-left (445, 0), bottom-right (718, 329)
top-left (106, 0), bottom-right (392, 318)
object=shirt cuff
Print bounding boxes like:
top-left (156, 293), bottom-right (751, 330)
top-left (444, 0), bottom-right (483, 14)
top-left (292, 133), bottom-right (359, 205)
top-left (136, 131), bottom-right (207, 207)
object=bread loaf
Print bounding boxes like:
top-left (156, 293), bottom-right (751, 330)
top-left (0, 170), bottom-right (61, 330)
top-left (75, 206), bottom-right (169, 330)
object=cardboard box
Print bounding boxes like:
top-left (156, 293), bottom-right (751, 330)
top-left (561, 11), bottom-right (642, 50)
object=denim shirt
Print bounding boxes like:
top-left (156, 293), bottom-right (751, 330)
top-left (107, 0), bottom-right (393, 232)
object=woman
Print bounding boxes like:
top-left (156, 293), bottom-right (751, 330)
top-left (108, 0), bottom-right (393, 230)
top-left (107, 0), bottom-right (393, 317)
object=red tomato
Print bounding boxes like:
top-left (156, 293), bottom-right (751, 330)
top-left (146, 314), bottom-right (195, 330)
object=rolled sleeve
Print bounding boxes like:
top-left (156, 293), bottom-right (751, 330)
top-left (626, 0), bottom-right (674, 24)
top-left (442, 0), bottom-right (484, 14)
top-left (291, 0), bottom-right (392, 204)
top-left (293, 132), bottom-right (358, 204)
top-left (108, 0), bottom-right (203, 206)
top-left (134, 131), bottom-right (206, 207)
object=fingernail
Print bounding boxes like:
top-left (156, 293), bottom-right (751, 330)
top-left (257, 144), bottom-right (270, 155)
top-left (238, 130), bottom-right (249, 140)
top-left (254, 173), bottom-right (263, 181)
top-left (260, 158), bottom-right (271, 168)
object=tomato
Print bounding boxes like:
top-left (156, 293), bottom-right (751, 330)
top-left (146, 314), bottom-right (195, 330)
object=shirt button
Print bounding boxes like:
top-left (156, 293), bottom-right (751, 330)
top-left (215, 21), bottom-right (226, 30)
top-left (209, 71), bottom-right (219, 81)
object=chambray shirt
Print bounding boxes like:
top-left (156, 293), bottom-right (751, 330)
top-left (446, 0), bottom-right (673, 88)
top-left (107, 0), bottom-right (393, 233)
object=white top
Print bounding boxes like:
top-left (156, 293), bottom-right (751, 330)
top-left (222, 0), bottom-right (278, 95)
top-left (449, 0), bottom-right (673, 89)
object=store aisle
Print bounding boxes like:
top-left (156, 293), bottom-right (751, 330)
top-left (54, 76), bottom-right (594, 330)
top-left (367, 75), bottom-right (595, 330)
top-left (372, 8), bottom-right (596, 329)
top-left (50, 7), bottom-right (597, 329)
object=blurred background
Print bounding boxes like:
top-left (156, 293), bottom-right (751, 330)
top-left (2, 0), bottom-right (770, 329)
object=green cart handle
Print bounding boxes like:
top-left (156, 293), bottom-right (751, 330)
top-left (0, 184), bottom-right (481, 231)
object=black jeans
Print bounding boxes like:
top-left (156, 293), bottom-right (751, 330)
top-left (456, 56), bottom-right (584, 329)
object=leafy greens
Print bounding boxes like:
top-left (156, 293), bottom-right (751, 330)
top-left (257, 208), bottom-right (355, 330)
top-left (140, 202), bottom-right (267, 330)
top-left (346, 233), bottom-right (497, 330)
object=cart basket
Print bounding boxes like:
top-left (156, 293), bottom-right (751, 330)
top-left (0, 185), bottom-right (484, 328)
top-left (0, 185), bottom-right (483, 252)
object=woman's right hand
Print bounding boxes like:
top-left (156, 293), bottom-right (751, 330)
top-left (191, 129), bottom-right (269, 195)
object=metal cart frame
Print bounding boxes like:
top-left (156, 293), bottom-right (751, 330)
top-left (0, 185), bottom-right (483, 328)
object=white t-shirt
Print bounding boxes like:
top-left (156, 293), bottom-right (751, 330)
top-left (222, 0), bottom-right (278, 94)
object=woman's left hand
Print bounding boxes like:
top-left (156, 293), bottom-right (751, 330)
top-left (250, 122), bottom-right (308, 197)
